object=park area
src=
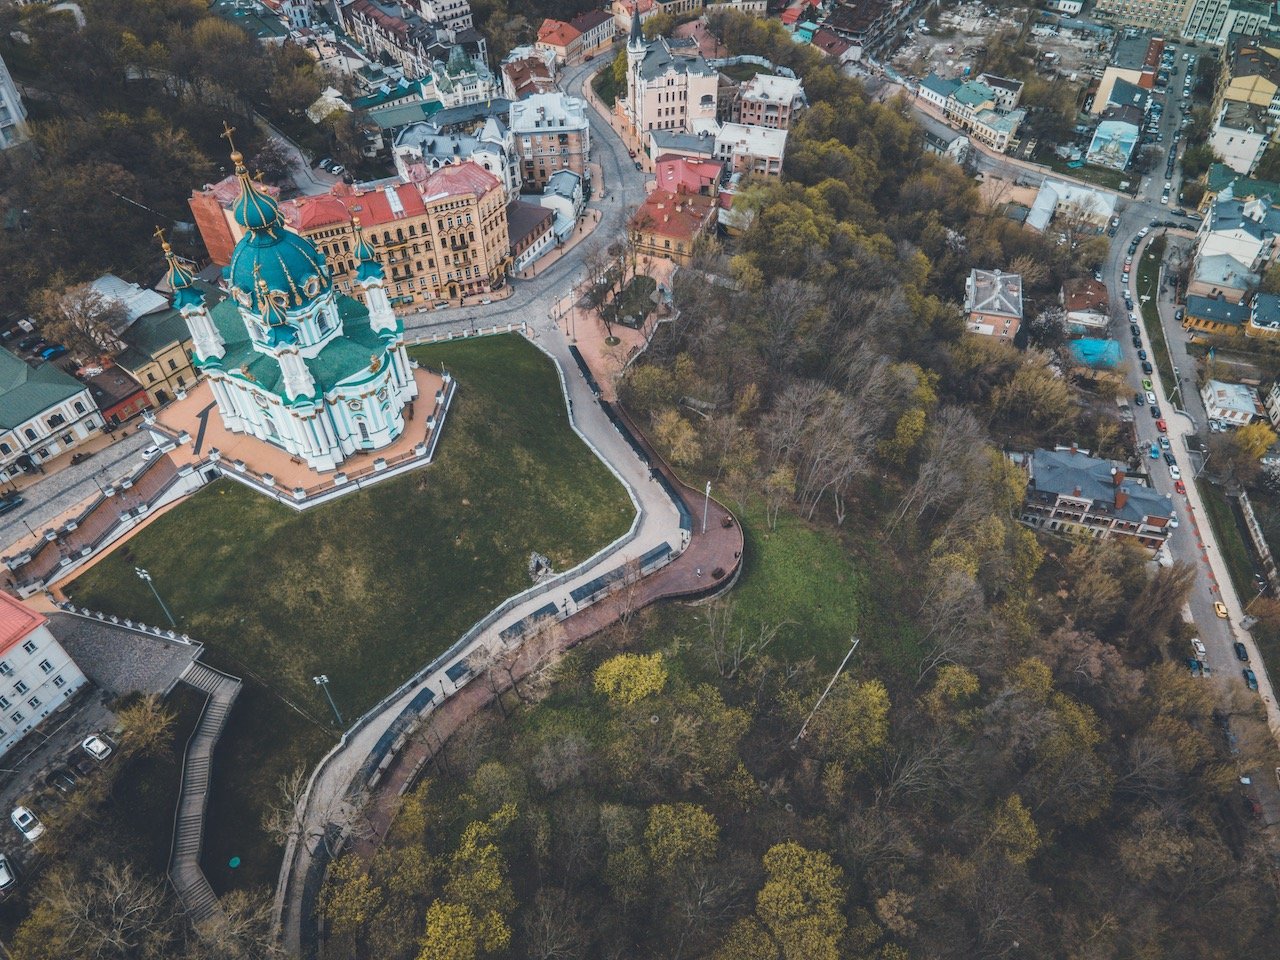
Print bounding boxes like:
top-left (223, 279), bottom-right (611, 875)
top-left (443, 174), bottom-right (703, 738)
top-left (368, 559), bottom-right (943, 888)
top-left (64, 334), bottom-right (635, 891)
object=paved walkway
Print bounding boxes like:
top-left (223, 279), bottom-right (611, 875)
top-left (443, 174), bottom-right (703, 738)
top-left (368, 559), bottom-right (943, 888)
top-left (275, 61), bottom-right (690, 954)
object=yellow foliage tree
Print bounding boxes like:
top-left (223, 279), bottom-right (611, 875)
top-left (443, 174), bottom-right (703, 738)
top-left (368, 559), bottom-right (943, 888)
top-left (321, 855), bottom-right (385, 939)
top-left (594, 652), bottom-right (668, 705)
top-left (755, 842), bottom-right (847, 960)
top-left (653, 408), bottom-right (702, 466)
top-left (986, 794), bottom-right (1041, 865)
top-left (644, 802), bottom-right (719, 873)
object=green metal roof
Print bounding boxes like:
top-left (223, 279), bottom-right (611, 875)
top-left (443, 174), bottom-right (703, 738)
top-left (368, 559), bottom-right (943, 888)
top-left (0, 348), bottom-right (88, 430)
top-left (118, 307), bottom-right (194, 357)
top-left (207, 294), bottom-right (395, 399)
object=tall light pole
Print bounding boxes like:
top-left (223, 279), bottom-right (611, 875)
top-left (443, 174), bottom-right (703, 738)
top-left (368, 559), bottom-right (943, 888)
top-left (792, 636), bottom-right (861, 748)
top-left (702, 480), bottom-right (711, 534)
top-left (313, 675), bottom-right (344, 727)
top-left (134, 567), bottom-right (176, 627)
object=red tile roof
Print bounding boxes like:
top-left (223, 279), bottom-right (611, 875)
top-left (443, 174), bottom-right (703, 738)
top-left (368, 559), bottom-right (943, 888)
top-left (1062, 277), bottom-right (1110, 313)
top-left (0, 592), bottom-right (46, 656)
top-left (537, 18), bottom-right (581, 48)
top-left (811, 27), bottom-right (851, 57)
top-left (630, 187), bottom-right (717, 241)
top-left (282, 165), bottom-right (501, 231)
top-left (655, 154), bottom-right (723, 194)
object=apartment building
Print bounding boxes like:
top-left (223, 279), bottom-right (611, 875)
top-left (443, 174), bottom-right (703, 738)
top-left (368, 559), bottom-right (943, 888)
top-left (0, 349), bottom-right (101, 482)
top-left (1019, 448), bottom-right (1176, 552)
top-left (1091, 0), bottom-right (1195, 35)
top-left (712, 122), bottom-right (788, 178)
top-left (0, 53), bottom-right (28, 149)
top-left (284, 164), bottom-right (510, 307)
top-left (509, 92), bottom-right (591, 191)
top-left (0, 594), bottom-right (89, 759)
top-left (731, 73), bottom-right (807, 129)
top-left (623, 13), bottom-right (719, 139)
top-left (964, 269), bottom-right (1024, 342)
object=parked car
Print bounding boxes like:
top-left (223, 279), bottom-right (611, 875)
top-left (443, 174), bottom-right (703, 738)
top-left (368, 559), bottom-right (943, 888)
top-left (1141, 361), bottom-right (1154, 374)
top-left (0, 853), bottom-right (14, 892)
top-left (1243, 668), bottom-right (1259, 691)
top-left (10, 807), bottom-right (43, 843)
top-left (1169, 463), bottom-right (1181, 479)
top-left (329, 163), bottom-right (345, 175)
top-left (0, 495), bottom-right (24, 517)
top-left (1156, 418), bottom-right (1167, 432)
top-left (1132, 336), bottom-right (1143, 348)
top-left (82, 734), bottom-right (113, 761)
top-left (140, 445), bottom-right (161, 461)
top-left (1191, 638), bottom-right (1207, 657)
top-left (1175, 307), bottom-right (1185, 321)
top-left (1146, 391), bottom-right (1157, 404)
top-left (316, 157), bottom-right (333, 170)
top-left (1186, 657), bottom-right (1204, 676)
top-left (1235, 641), bottom-right (1250, 661)
top-left (1134, 392), bottom-right (1146, 406)
top-left (1215, 601), bottom-right (1229, 619)
top-left (1150, 405), bottom-right (1162, 419)
top-left (1174, 479), bottom-right (1186, 494)
top-left (1164, 451), bottom-right (1177, 466)
top-left (1150, 443), bottom-right (1160, 459)
top-left (1123, 271), bottom-right (1131, 283)
top-left (1159, 436), bottom-right (1171, 450)
top-left (39, 345), bottom-right (67, 361)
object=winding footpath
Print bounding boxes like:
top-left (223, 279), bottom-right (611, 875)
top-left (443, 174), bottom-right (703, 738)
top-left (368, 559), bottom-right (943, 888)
top-left (274, 59), bottom-right (688, 954)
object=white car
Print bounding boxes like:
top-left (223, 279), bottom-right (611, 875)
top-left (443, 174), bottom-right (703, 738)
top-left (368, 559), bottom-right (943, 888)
top-left (1138, 227), bottom-right (1150, 238)
top-left (82, 734), bottom-right (112, 761)
top-left (140, 445), bottom-right (161, 460)
top-left (0, 853), bottom-right (13, 891)
top-left (1146, 391), bottom-right (1158, 404)
top-left (1191, 638), bottom-right (1207, 657)
top-left (1169, 463), bottom-right (1182, 480)
top-left (10, 807), bottom-right (43, 843)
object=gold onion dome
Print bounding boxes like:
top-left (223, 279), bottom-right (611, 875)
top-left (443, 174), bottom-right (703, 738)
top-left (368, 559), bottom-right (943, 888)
top-left (222, 123), bottom-right (331, 311)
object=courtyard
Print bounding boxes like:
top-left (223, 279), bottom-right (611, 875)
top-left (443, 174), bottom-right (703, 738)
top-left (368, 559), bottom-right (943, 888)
top-left (63, 334), bottom-right (636, 890)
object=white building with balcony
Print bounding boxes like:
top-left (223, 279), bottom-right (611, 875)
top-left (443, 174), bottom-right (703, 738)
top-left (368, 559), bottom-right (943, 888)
top-left (0, 593), bottom-right (88, 758)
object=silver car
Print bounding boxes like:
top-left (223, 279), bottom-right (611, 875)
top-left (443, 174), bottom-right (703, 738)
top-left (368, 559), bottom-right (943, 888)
top-left (10, 806), bottom-right (43, 843)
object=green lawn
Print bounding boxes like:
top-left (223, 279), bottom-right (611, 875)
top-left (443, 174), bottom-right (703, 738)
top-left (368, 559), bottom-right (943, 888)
top-left (720, 63), bottom-right (773, 83)
top-left (726, 504), bottom-right (864, 667)
top-left (1037, 153), bottom-right (1130, 192)
top-left (66, 334), bottom-right (634, 891)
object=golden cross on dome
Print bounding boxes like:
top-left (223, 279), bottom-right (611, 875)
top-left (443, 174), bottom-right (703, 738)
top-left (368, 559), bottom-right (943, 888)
top-left (153, 225), bottom-right (171, 253)
top-left (220, 121), bottom-right (238, 152)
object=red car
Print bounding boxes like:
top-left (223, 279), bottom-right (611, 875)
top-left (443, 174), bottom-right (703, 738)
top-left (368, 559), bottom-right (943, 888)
top-left (1156, 419), bottom-right (1167, 433)
top-left (1175, 479), bottom-right (1186, 495)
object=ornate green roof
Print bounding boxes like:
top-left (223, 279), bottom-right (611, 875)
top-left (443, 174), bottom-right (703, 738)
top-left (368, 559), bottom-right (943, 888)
top-left (226, 148), bottom-right (331, 311)
top-left (206, 294), bottom-right (394, 399)
top-left (0, 348), bottom-right (88, 430)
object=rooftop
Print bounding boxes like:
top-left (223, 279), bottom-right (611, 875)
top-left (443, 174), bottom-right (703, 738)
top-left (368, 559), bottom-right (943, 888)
top-left (507, 199), bottom-right (555, 247)
top-left (509, 92), bottom-right (588, 131)
top-left (952, 80), bottom-right (997, 107)
top-left (920, 72), bottom-right (961, 98)
top-left (1186, 294), bottom-right (1249, 325)
top-left (966, 269), bottom-right (1024, 320)
top-left (0, 591), bottom-right (45, 657)
top-left (637, 35), bottom-right (718, 82)
top-left (1202, 379), bottom-right (1264, 416)
top-left (1062, 277), bottom-right (1110, 313)
top-left (630, 187), bottom-right (718, 242)
top-left (89, 275), bottom-right (168, 328)
top-left (569, 9), bottom-right (614, 32)
top-left (716, 121), bottom-right (788, 157)
top-left (1029, 447), bottom-right (1174, 524)
top-left (0, 348), bottom-right (90, 430)
top-left (82, 364), bottom-right (146, 411)
top-left (738, 73), bottom-right (806, 105)
top-left (1192, 253), bottom-right (1259, 289)
top-left (537, 18), bottom-right (581, 47)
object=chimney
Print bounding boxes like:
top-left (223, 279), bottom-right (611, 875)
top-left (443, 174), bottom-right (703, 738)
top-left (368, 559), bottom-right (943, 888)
top-left (1112, 466), bottom-right (1128, 510)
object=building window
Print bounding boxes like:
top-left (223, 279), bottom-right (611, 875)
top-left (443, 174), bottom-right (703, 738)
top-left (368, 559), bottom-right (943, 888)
top-left (0, 662), bottom-right (9, 677)
top-left (10, 712), bottom-right (22, 725)
top-left (13, 681), bottom-right (27, 695)
top-left (24, 428), bottom-right (36, 442)
top-left (168, 359), bottom-right (178, 371)
top-left (52, 675), bottom-right (65, 689)
top-left (147, 372), bottom-right (156, 384)
top-left (48, 413), bottom-right (65, 428)
top-left (21, 640), bottom-right (35, 655)
top-left (74, 401), bottom-right (85, 414)
top-left (38, 659), bottom-right (52, 674)
top-left (27, 696), bottom-right (39, 709)
top-left (0, 443), bottom-right (8, 455)
top-left (0, 696), bottom-right (9, 710)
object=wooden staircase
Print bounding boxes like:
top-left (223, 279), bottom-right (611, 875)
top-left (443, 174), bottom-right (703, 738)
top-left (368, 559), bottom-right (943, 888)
top-left (169, 660), bottom-right (242, 926)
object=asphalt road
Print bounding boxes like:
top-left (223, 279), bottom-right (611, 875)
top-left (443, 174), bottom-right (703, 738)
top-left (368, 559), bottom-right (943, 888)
top-left (1104, 43), bottom-right (1280, 829)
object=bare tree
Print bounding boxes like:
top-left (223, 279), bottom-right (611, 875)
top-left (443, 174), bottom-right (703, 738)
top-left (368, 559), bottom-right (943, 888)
top-left (42, 860), bottom-right (173, 958)
top-left (913, 567), bottom-right (989, 685)
top-left (890, 406), bottom-right (987, 533)
top-left (704, 600), bottom-right (788, 680)
top-left (261, 761), bottom-right (309, 848)
top-left (34, 282), bottom-right (128, 359)
top-left (523, 888), bottom-right (588, 960)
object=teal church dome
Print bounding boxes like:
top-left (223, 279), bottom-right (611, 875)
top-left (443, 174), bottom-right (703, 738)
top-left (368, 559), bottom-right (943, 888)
top-left (351, 217), bottom-right (384, 284)
top-left (225, 149), bottom-right (332, 311)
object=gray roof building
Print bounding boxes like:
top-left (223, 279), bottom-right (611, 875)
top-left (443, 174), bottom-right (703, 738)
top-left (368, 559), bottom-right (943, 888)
top-left (964, 269), bottom-right (1023, 319)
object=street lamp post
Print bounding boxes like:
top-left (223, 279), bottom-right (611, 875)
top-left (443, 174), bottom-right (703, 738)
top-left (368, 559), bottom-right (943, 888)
top-left (134, 567), bottom-right (176, 627)
top-left (792, 636), bottom-right (861, 747)
top-left (313, 675), bottom-right (344, 727)
top-left (702, 480), bottom-right (711, 534)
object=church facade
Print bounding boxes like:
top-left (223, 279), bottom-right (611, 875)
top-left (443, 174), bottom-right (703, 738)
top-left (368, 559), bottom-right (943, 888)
top-left (167, 143), bottom-right (419, 473)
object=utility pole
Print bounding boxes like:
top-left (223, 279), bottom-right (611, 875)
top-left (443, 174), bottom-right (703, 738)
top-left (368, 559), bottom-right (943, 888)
top-left (792, 637), bottom-right (861, 748)
top-left (313, 675), bottom-right (344, 727)
top-left (702, 480), bottom-right (711, 534)
top-left (134, 567), bottom-right (176, 627)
